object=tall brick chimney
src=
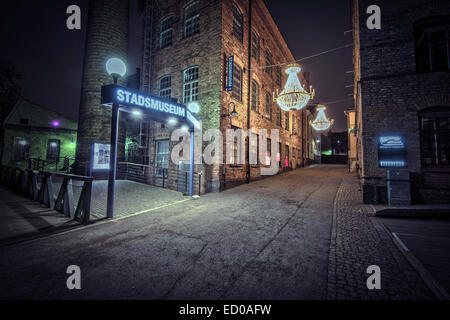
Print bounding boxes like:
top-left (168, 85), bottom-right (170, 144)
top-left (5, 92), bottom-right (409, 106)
top-left (75, 0), bottom-right (129, 175)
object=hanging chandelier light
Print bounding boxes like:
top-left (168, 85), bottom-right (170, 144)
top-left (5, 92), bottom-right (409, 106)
top-left (310, 105), bottom-right (334, 131)
top-left (274, 63), bottom-right (315, 111)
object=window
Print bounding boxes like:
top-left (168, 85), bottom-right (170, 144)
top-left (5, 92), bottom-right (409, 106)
top-left (232, 3), bottom-right (243, 43)
top-left (277, 107), bottom-right (282, 126)
top-left (160, 15), bottom-right (173, 49)
top-left (420, 107), bottom-right (450, 167)
top-left (285, 145), bottom-right (290, 167)
top-left (292, 115), bottom-right (296, 134)
top-left (285, 111), bottom-right (290, 131)
top-left (415, 16), bottom-right (450, 73)
top-left (251, 80), bottom-right (259, 112)
top-left (159, 75), bottom-right (171, 100)
top-left (250, 132), bottom-right (258, 166)
top-left (155, 140), bottom-right (169, 176)
top-left (47, 139), bottom-right (60, 161)
top-left (231, 64), bottom-right (242, 101)
top-left (265, 91), bottom-right (271, 119)
top-left (20, 118), bottom-right (29, 125)
top-left (265, 50), bottom-right (272, 75)
top-left (276, 65), bottom-right (282, 87)
top-left (184, 1), bottom-right (200, 38)
top-left (251, 29), bottom-right (260, 61)
top-left (231, 125), bottom-right (242, 165)
top-left (13, 137), bottom-right (29, 161)
top-left (183, 66), bottom-right (199, 103)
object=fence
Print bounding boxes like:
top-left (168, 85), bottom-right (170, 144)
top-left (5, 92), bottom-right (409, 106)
top-left (0, 165), bottom-right (93, 225)
top-left (28, 156), bottom-right (76, 173)
top-left (118, 162), bottom-right (202, 196)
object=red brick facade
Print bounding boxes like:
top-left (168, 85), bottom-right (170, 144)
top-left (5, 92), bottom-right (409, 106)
top-left (141, 0), bottom-right (311, 193)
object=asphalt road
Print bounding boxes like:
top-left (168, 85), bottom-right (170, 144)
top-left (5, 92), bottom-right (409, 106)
top-left (0, 165), bottom-right (347, 300)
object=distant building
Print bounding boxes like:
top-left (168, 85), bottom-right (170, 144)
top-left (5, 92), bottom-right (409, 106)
top-left (344, 107), bottom-right (357, 172)
top-left (1, 98), bottom-right (77, 171)
top-left (352, 0), bottom-right (450, 204)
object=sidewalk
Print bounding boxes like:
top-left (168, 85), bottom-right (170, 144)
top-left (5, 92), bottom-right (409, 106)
top-left (0, 186), bottom-right (80, 245)
top-left (327, 175), bottom-right (434, 299)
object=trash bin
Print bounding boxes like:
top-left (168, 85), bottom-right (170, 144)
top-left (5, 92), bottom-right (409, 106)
top-left (386, 169), bottom-right (411, 206)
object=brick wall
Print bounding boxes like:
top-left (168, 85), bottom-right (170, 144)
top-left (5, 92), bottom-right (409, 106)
top-left (75, 0), bottom-right (129, 176)
top-left (353, 0), bottom-right (450, 204)
top-left (141, 0), bottom-right (310, 193)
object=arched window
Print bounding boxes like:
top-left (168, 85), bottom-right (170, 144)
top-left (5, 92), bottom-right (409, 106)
top-left (183, 66), bottom-right (199, 103)
top-left (158, 75), bottom-right (171, 100)
top-left (160, 15), bottom-right (174, 49)
top-left (232, 3), bottom-right (243, 43)
top-left (420, 107), bottom-right (450, 167)
top-left (414, 15), bottom-right (450, 73)
top-left (184, 1), bottom-right (200, 38)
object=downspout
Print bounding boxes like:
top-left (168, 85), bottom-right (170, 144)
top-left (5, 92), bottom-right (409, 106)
top-left (246, 0), bottom-right (252, 184)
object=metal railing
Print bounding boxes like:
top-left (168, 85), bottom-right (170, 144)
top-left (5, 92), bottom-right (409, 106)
top-left (0, 165), bottom-right (93, 225)
top-left (118, 162), bottom-right (202, 196)
top-left (28, 156), bottom-right (76, 173)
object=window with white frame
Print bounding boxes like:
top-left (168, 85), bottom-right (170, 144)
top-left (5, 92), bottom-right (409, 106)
top-left (159, 75), bottom-right (171, 100)
top-left (155, 140), bottom-right (169, 176)
top-left (160, 15), bottom-right (173, 49)
top-left (184, 1), bottom-right (200, 38)
top-left (183, 66), bottom-right (199, 103)
top-left (232, 3), bottom-right (243, 43)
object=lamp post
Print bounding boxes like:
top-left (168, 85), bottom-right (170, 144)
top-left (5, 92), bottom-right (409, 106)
top-left (105, 57), bottom-right (127, 219)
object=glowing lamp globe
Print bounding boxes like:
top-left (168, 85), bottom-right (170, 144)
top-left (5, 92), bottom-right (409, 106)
top-left (106, 58), bottom-right (127, 79)
top-left (275, 63), bottom-right (315, 111)
top-left (52, 120), bottom-right (61, 128)
top-left (187, 102), bottom-right (200, 114)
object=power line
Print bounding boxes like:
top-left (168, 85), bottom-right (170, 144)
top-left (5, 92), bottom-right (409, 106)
top-left (322, 97), bottom-right (353, 105)
top-left (252, 43), bottom-right (353, 70)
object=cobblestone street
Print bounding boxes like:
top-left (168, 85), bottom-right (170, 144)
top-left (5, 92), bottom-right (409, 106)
top-left (328, 176), bottom-right (433, 299)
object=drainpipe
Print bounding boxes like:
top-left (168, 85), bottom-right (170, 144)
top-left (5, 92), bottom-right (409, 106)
top-left (246, 0), bottom-right (252, 184)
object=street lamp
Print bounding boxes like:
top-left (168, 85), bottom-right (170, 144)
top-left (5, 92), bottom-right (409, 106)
top-left (222, 102), bottom-right (239, 118)
top-left (106, 57), bottom-right (127, 219)
top-left (106, 58), bottom-right (127, 84)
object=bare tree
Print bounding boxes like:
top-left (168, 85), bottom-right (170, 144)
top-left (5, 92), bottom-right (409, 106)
top-left (0, 61), bottom-right (21, 123)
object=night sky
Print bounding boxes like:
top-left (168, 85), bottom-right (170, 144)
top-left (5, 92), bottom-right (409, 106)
top-left (1, 0), bottom-right (352, 131)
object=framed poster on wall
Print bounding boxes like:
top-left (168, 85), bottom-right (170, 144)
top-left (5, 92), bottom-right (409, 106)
top-left (92, 142), bottom-right (111, 171)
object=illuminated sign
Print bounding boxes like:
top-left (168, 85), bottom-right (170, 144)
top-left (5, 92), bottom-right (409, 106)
top-left (378, 136), bottom-right (405, 149)
top-left (227, 56), bottom-right (234, 91)
top-left (116, 89), bottom-right (185, 117)
top-left (92, 143), bottom-right (111, 171)
top-left (101, 84), bottom-right (199, 130)
top-left (378, 135), bottom-right (406, 168)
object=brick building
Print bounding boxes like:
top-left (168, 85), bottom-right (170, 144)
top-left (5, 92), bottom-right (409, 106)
top-left (1, 98), bottom-right (77, 171)
top-left (140, 0), bottom-right (311, 192)
top-left (352, 0), bottom-right (450, 204)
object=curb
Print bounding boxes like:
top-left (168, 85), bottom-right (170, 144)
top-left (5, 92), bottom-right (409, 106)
top-left (378, 222), bottom-right (449, 300)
